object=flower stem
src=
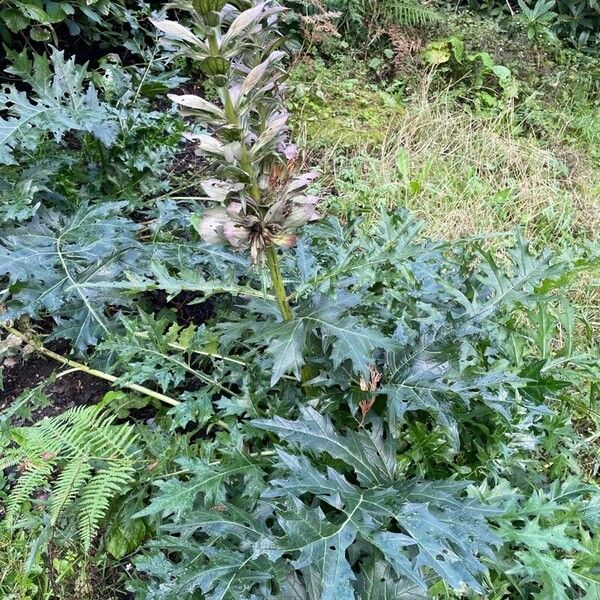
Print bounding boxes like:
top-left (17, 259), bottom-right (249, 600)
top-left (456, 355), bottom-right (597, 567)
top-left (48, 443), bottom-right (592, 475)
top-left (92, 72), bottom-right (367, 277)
top-left (265, 248), bottom-right (312, 386)
top-left (265, 246), bottom-right (293, 322)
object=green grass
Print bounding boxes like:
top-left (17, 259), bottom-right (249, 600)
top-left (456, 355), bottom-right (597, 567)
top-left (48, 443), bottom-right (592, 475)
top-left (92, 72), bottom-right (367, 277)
top-left (288, 58), bottom-right (406, 152)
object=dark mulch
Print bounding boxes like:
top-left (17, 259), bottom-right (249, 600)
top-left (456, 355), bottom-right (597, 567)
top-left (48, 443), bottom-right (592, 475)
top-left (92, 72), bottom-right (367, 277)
top-left (1, 352), bottom-right (110, 424)
top-left (165, 292), bottom-right (216, 326)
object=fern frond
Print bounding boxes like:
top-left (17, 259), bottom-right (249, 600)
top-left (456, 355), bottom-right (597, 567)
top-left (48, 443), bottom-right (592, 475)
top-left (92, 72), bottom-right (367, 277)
top-left (41, 405), bottom-right (103, 456)
top-left (3, 406), bottom-right (138, 548)
top-left (0, 453), bottom-right (23, 471)
top-left (78, 463), bottom-right (136, 551)
top-left (50, 456), bottom-right (93, 524)
top-left (84, 413), bottom-right (138, 458)
top-left (383, 0), bottom-right (439, 26)
top-left (6, 461), bottom-right (53, 524)
top-left (22, 411), bottom-right (82, 458)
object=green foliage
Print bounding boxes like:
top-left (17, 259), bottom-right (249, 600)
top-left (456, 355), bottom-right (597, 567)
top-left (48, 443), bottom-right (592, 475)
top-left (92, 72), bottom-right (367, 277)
top-left (422, 36), bottom-right (518, 111)
top-left (0, 0), bottom-right (126, 44)
top-left (1, 0), bottom-right (600, 598)
top-left (287, 57), bottom-right (403, 151)
top-left (0, 522), bottom-right (81, 599)
top-left (0, 203), bottom-right (145, 350)
top-left (132, 407), bottom-right (500, 598)
top-left (0, 40), bottom-right (187, 352)
top-left (120, 207), bottom-right (600, 597)
top-left (463, 0), bottom-right (600, 48)
top-left (297, 0), bottom-right (439, 38)
top-left (383, 0), bottom-right (441, 27)
top-left (0, 47), bottom-right (119, 166)
top-left (265, 295), bottom-right (396, 384)
top-left (473, 477), bottom-right (600, 597)
top-left (517, 0), bottom-right (560, 44)
top-left (287, 53), bottom-right (600, 251)
top-left (0, 46), bottom-right (185, 222)
top-left (2, 406), bottom-right (138, 550)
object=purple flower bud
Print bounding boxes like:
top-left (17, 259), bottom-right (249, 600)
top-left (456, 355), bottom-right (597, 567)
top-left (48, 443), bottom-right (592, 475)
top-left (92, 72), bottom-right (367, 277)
top-left (280, 143), bottom-right (298, 161)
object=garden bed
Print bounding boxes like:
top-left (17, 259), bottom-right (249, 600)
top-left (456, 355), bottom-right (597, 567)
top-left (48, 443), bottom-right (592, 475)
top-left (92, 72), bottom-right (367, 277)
top-left (1, 1), bottom-right (599, 599)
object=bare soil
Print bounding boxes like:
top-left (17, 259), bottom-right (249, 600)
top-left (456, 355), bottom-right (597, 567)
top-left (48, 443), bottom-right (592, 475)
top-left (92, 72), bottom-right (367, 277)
top-left (1, 352), bottom-right (110, 424)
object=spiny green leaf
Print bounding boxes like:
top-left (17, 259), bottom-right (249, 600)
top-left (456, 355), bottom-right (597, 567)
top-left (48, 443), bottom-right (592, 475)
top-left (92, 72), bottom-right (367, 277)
top-left (355, 559), bottom-right (429, 599)
top-left (0, 203), bottom-right (143, 350)
top-left (265, 297), bottom-right (396, 384)
top-left (520, 360), bottom-right (572, 403)
top-left (498, 518), bottom-right (585, 552)
top-left (266, 319), bottom-right (306, 384)
top-left (134, 456), bottom-right (261, 521)
top-left (319, 314), bottom-right (394, 375)
top-left (253, 406), bottom-right (396, 486)
top-left (0, 47), bottom-right (120, 165)
top-left (278, 499), bottom-right (357, 600)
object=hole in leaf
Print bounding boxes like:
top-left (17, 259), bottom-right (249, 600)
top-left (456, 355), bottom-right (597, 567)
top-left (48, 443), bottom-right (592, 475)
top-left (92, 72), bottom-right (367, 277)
top-left (329, 545), bottom-right (336, 551)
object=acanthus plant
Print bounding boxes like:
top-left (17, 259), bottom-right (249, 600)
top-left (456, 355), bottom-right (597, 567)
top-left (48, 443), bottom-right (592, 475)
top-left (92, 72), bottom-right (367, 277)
top-left (108, 1), bottom-right (600, 599)
top-left (152, 0), bottom-right (320, 322)
top-left (124, 208), bottom-right (600, 598)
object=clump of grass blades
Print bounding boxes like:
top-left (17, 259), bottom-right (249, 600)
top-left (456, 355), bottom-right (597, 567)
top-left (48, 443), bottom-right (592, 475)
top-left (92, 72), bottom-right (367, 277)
top-left (304, 89), bottom-right (599, 247)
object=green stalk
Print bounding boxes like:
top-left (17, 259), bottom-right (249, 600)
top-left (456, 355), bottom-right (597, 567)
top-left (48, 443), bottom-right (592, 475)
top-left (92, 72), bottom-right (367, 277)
top-left (207, 28), bottom-right (220, 55)
top-left (266, 243), bottom-right (315, 386)
top-left (239, 146), bottom-right (262, 203)
top-left (223, 86), bottom-right (239, 125)
top-left (265, 246), bottom-right (293, 322)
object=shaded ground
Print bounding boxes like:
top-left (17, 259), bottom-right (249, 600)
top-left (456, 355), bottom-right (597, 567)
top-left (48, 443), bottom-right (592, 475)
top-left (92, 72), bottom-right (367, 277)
top-left (0, 294), bottom-right (217, 424)
top-left (1, 352), bottom-right (110, 424)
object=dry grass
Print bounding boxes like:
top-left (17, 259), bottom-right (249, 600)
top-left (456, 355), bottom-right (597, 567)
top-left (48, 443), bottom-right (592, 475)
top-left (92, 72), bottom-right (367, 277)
top-left (302, 92), bottom-right (600, 246)
top-left (571, 269), bottom-right (600, 342)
